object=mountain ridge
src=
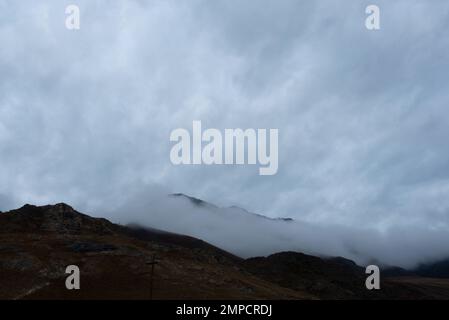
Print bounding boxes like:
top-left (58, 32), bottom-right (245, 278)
top-left (170, 193), bottom-right (294, 222)
top-left (1, 202), bottom-right (449, 299)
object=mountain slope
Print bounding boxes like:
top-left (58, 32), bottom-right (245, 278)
top-left (170, 193), bottom-right (293, 221)
top-left (414, 259), bottom-right (449, 278)
top-left (2, 203), bottom-right (449, 300)
top-left (243, 252), bottom-right (449, 299)
top-left (0, 203), bottom-right (310, 300)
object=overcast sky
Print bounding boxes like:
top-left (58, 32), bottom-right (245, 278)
top-left (1, 0), bottom-right (449, 235)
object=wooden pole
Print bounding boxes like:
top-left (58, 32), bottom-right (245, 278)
top-left (146, 254), bottom-right (158, 300)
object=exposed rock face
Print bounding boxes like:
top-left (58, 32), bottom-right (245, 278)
top-left (0, 203), bottom-right (117, 235)
top-left (68, 242), bottom-right (118, 253)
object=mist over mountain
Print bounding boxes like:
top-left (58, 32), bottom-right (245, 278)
top-left (100, 191), bottom-right (449, 269)
top-left (2, 202), bottom-right (449, 300)
top-left (1, 1), bottom-right (449, 284)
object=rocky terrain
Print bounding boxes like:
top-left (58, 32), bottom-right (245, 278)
top-left (1, 203), bottom-right (449, 300)
top-left (0, 203), bottom-right (309, 299)
top-left (244, 252), bottom-right (449, 299)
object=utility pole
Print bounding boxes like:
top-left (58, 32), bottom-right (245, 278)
top-left (146, 254), bottom-right (159, 300)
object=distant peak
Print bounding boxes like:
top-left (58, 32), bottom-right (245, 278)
top-left (169, 193), bottom-right (217, 208)
top-left (170, 193), bottom-right (294, 222)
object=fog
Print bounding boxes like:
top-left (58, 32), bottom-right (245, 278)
top-left (100, 189), bottom-right (449, 269)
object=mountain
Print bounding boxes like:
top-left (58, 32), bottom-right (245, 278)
top-left (107, 192), bottom-right (449, 274)
top-left (170, 193), bottom-right (219, 209)
top-left (2, 203), bottom-right (449, 299)
top-left (414, 259), bottom-right (449, 278)
top-left (0, 203), bottom-right (309, 299)
top-left (243, 252), bottom-right (441, 299)
top-left (167, 194), bottom-right (449, 280)
top-left (170, 193), bottom-right (294, 221)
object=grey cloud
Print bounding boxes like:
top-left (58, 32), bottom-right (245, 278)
top-left (1, 0), bottom-right (449, 266)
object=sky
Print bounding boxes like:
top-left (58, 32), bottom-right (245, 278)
top-left (1, 1), bottom-right (449, 265)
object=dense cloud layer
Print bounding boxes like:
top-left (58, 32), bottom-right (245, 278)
top-left (105, 192), bottom-right (449, 269)
top-left (1, 1), bottom-right (449, 265)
